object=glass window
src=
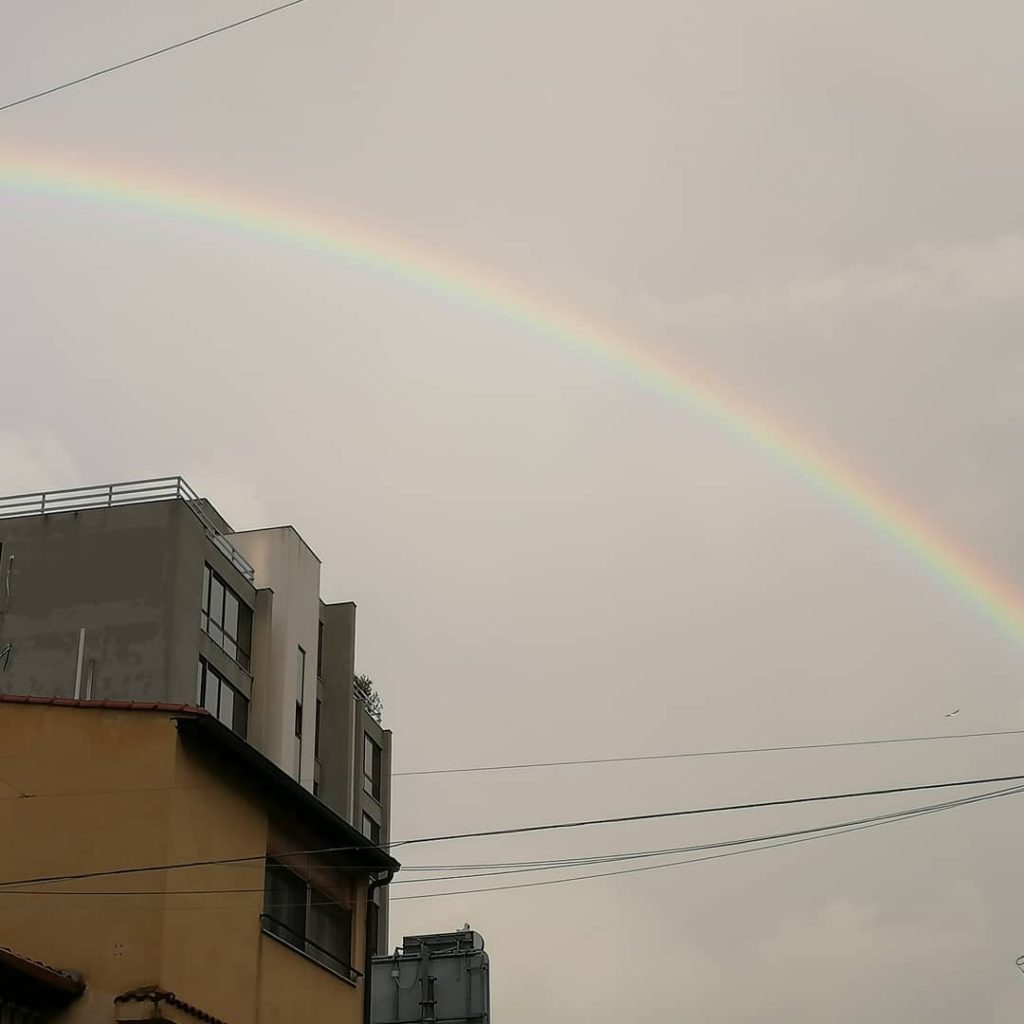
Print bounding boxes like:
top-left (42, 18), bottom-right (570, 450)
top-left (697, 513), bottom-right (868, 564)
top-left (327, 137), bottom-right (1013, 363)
top-left (197, 658), bottom-right (249, 739)
top-left (362, 812), bottom-right (381, 845)
top-left (209, 576), bottom-right (225, 623)
top-left (297, 646), bottom-right (306, 703)
top-left (316, 621), bottom-right (324, 679)
top-left (263, 860), bottom-right (306, 945)
top-left (363, 734), bottom-right (382, 800)
top-left (314, 699), bottom-right (322, 760)
top-left (219, 683), bottom-right (234, 730)
top-left (308, 898), bottom-right (353, 975)
top-left (200, 564), bottom-right (253, 670)
top-left (263, 860), bottom-right (354, 979)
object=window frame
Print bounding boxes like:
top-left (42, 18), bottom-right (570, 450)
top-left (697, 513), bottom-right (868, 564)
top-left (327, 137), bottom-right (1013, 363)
top-left (197, 657), bottom-right (249, 738)
top-left (261, 859), bottom-right (356, 982)
top-left (200, 564), bottom-right (253, 671)
top-left (361, 812), bottom-right (381, 846)
top-left (363, 733), bottom-right (382, 801)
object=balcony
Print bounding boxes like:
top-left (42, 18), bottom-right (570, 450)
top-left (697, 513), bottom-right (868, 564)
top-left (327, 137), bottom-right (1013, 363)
top-left (0, 476), bottom-right (256, 581)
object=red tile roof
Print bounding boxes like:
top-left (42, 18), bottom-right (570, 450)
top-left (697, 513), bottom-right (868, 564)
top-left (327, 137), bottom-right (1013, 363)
top-left (115, 985), bottom-right (227, 1023)
top-left (0, 694), bottom-right (207, 714)
top-left (0, 947), bottom-right (85, 996)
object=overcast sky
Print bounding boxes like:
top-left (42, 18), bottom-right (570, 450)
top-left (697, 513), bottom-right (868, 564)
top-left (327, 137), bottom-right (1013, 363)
top-left (4, 2), bottom-right (1024, 1020)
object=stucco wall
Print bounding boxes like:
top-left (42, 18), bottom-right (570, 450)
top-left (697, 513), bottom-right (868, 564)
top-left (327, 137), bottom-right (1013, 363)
top-left (0, 704), bottom-right (369, 1024)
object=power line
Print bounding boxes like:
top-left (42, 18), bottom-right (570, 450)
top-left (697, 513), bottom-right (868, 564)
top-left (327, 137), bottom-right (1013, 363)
top-left (391, 782), bottom-right (1024, 902)
top-left (12, 784), bottom-right (1016, 897)
top-left (390, 770), bottom-right (1024, 848)
top-left (393, 728), bottom-right (1024, 777)
top-left (0, 0), bottom-right (310, 115)
top-left (3, 727), bottom-right (1017, 804)
top-left (392, 784), bottom-right (1024, 885)
top-left (2, 770), bottom-right (1022, 890)
top-left (14, 784), bottom-right (1017, 911)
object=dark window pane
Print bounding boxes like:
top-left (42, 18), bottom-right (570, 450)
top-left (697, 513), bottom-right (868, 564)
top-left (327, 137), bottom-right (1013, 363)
top-left (263, 860), bottom-right (306, 943)
top-left (307, 897), bottom-right (352, 972)
top-left (196, 661), bottom-right (204, 704)
top-left (362, 813), bottom-right (380, 845)
top-left (233, 692), bottom-right (249, 738)
top-left (223, 590), bottom-right (239, 641)
top-left (209, 576), bottom-right (225, 627)
top-left (201, 565), bottom-right (211, 614)
top-left (314, 699), bottom-right (322, 759)
top-left (199, 663), bottom-right (219, 716)
top-left (236, 603), bottom-right (253, 669)
top-left (363, 734), bottom-right (382, 799)
top-left (295, 701), bottom-right (303, 738)
top-left (316, 621), bottom-right (324, 679)
top-left (219, 684), bottom-right (234, 729)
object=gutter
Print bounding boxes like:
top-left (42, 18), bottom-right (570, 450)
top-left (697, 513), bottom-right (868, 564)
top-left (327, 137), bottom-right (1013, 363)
top-left (363, 868), bottom-right (395, 1024)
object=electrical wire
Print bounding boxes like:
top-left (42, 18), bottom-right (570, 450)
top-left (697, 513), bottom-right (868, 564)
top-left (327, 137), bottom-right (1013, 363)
top-left (4, 728), bottom-right (1018, 803)
top-left (8, 784), bottom-right (1020, 897)
top-left (0, 0), bottom-right (310, 115)
top-left (391, 782), bottom-right (1024, 901)
top-left (393, 728), bottom-right (1024, 777)
top-left (392, 783), bottom-right (1024, 884)
top-left (388, 770), bottom-right (1024, 849)
top-left (2, 770), bottom-right (1023, 890)
top-left (12, 783), bottom-right (1017, 911)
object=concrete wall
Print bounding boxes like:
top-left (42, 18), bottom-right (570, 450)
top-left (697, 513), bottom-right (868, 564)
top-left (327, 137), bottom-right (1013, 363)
top-left (227, 527), bottom-right (321, 785)
top-left (0, 500), bottom-right (255, 708)
top-left (0, 704), bottom-right (370, 1024)
top-left (318, 601), bottom-right (358, 821)
top-left (0, 501), bottom-right (198, 703)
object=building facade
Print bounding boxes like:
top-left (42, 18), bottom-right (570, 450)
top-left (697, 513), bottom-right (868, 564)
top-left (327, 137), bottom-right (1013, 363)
top-left (0, 698), bottom-right (399, 1023)
top-left (0, 477), bottom-right (393, 950)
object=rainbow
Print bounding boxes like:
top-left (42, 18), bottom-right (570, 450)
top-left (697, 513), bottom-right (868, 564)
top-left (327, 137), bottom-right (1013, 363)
top-left (3, 145), bottom-right (1023, 645)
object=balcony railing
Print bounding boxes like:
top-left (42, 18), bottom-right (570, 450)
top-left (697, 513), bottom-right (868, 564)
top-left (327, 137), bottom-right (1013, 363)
top-left (0, 476), bottom-right (256, 581)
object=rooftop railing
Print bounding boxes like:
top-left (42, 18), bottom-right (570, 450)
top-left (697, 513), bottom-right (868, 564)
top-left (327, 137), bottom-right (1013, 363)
top-left (0, 476), bottom-right (256, 581)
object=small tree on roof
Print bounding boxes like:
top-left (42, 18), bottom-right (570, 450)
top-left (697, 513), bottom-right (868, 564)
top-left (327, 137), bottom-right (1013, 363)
top-left (354, 673), bottom-right (384, 724)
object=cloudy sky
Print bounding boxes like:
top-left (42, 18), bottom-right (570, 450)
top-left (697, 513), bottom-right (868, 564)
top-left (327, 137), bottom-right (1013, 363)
top-left (5, 2), bottom-right (1024, 1019)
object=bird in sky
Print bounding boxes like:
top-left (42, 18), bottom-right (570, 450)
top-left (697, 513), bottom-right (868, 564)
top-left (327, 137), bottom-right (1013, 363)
top-left (945, 709), bottom-right (961, 717)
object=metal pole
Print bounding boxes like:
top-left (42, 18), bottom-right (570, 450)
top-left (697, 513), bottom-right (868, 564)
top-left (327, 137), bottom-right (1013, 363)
top-left (73, 628), bottom-right (86, 699)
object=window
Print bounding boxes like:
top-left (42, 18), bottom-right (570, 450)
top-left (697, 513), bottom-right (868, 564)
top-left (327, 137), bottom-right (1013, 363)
top-left (362, 812), bottom-right (381, 846)
top-left (262, 859), bottom-right (354, 979)
top-left (294, 646), bottom-right (306, 780)
top-left (314, 699), bottom-right (322, 761)
top-left (316, 620), bottom-right (324, 679)
top-left (200, 564), bottom-right (253, 670)
top-left (197, 658), bottom-right (249, 737)
top-left (363, 733), bottom-right (382, 801)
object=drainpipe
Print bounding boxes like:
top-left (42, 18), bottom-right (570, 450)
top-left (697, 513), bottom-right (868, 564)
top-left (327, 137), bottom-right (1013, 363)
top-left (363, 868), bottom-right (394, 1024)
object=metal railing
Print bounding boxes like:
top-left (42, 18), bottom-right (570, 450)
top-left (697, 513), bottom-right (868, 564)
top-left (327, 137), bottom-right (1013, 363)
top-left (0, 476), bottom-right (256, 581)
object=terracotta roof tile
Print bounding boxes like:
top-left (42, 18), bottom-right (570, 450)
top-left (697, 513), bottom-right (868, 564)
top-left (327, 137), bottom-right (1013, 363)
top-left (0, 946), bottom-right (85, 996)
top-left (0, 694), bottom-right (207, 714)
top-left (115, 985), bottom-right (227, 1023)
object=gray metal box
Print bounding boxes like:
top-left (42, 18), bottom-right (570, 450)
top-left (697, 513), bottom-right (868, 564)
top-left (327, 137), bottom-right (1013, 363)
top-left (372, 929), bottom-right (490, 1024)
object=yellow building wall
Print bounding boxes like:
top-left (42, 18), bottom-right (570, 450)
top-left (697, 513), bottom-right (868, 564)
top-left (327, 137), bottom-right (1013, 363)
top-left (0, 705), bottom-right (368, 1024)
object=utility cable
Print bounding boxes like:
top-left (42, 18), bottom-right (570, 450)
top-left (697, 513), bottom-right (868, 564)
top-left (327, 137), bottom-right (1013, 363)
top-left (391, 781), bottom-right (1024, 901)
top-left (9, 783), bottom-right (1019, 897)
top-left (394, 728), bottom-right (1024, 777)
top-left (2, 770), bottom-right (1023, 890)
top-left (0, 0), bottom-right (310, 115)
